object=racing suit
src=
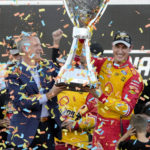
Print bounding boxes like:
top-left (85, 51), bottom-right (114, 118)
top-left (91, 57), bottom-right (143, 150)
top-left (55, 91), bottom-right (97, 150)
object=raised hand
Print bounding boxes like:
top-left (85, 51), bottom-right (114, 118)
top-left (52, 29), bottom-right (63, 48)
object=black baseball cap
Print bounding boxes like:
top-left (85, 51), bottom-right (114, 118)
top-left (112, 31), bottom-right (132, 48)
top-left (7, 39), bottom-right (20, 55)
top-left (90, 42), bottom-right (104, 55)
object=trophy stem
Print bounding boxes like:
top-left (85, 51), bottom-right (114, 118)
top-left (65, 37), bottom-right (78, 67)
top-left (84, 39), bottom-right (97, 84)
top-left (84, 39), bottom-right (92, 71)
top-left (58, 37), bottom-right (78, 77)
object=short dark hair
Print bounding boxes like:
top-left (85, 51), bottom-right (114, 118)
top-left (130, 114), bottom-right (148, 133)
top-left (90, 42), bottom-right (104, 56)
top-left (141, 104), bottom-right (150, 116)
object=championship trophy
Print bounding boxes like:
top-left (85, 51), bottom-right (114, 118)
top-left (56, 0), bottom-right (109, 91)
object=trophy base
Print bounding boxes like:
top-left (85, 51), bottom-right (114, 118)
top-left (56, 68), bottom-right (96, 92)
top-left (56, 81), bottom-right (95, 92)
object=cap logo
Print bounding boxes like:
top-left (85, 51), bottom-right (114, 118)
top-left (116, 34), bottom-right (129, 40)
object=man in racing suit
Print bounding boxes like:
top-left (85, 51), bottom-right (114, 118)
top-left (86, 31), bottom-right (144, 150)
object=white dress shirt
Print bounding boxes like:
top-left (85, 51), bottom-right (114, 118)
top-left (22, 61), bottom-right (49, 118)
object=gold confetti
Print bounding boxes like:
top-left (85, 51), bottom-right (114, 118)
top-left (63, 9), bottom-right (66, 15)
top-left (39, 8), bottom-right (45, 12)
top-left (104, 106), bottom-right (109, 110)
top-left (44, 105), bottom-right (49, 110)
top-left (51, 109), bottom-right (55, 119)
top-left (42, 43), bottom-right (46, 47)
top-left (42, 144), bottom-right (48, 149)
top-left (19, 53), bottom-right (25, 56)
top-left (24, 14), bottom-right (31, 21)
top-left (139, 27), bottom-right (143, 33)
top-left (110, 31), bottom-right (114, 37)
top-left (62, 33), bottom-right (68, 38)
top-left (40, 32), bottom-right (43, 38)
top-left (144, 95), bottom-right (149, 99)
top-left (11, 142), bottom-right (16, 147)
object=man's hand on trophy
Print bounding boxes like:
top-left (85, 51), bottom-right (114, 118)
top-left (0, 117), bottom-right (10, 128)
top-left (46, 85), bottom-right (66, 100)
top-left (84, 86), bottom-right (102, 99)
top-left (61, 119), bottom-right (75, 130)
top-left (52, 28), bottom-right (63, 48)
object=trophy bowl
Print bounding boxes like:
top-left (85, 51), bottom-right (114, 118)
top-left (64, 0), bottom-right (109, 27)
top-left (56, 0), bottom-right (109, 91)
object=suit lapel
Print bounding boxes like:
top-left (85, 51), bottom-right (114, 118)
top-left (19, 63), bottom-right (39, 94)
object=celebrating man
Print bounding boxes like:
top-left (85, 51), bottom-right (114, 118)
top-left (5, 32), bottom-right (65, 150)
top-left (87, 31), bottom-right (143, 150)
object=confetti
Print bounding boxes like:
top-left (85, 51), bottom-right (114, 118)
top-left (145, 24), bottom-right (150, 28)
top-left (62, 33), bottom-right (68, 38)
top-left (133, 139), bottom-right (137, 145)
top-left (21, 31), bottom-right (30, 36)
top-left (63, 24), bottom-right (69, 28)
top-left (24, 14), bottom-right (31, 21)
top-left (108, 20), bottom-right (113, 27)
top-left (6, 36), bottom-right (12, 40)
top-left (110, 31), bottom-right (114, 37)
top-left (14, 12), bottom-right (20, 16)
top-left (41, 20), bottom-right (46, 26)
top-left (135, 10), bottom-right (140, 15)
top-left (39, 8), bottom-right (45, 12)
top-left (1, 54), bottom-right (9, 57)
top-left (40, 32), bottom-right (43, 38)
top-left (47, 134), bottom-right (51, 140)
top-left (139, 27), bottom-right (143, 33)
top-left (19, 13), bottom-right (24, 17)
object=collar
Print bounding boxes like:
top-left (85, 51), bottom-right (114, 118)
top-left (21, 61), bottom-right (38, 72)
top-left (110, 57), bottom-right (130, 69)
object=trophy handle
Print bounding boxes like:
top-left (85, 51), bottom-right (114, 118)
top-left (65, 37), bottom-right (78, 67)
top-left (88, 0), bottom-right (109, 27)
top-left (63, 0), bottom-right (78, 26)
top-left (58, 37), bottom-right (78, 76)
top-left (84, 39), bottom-right (97, 84)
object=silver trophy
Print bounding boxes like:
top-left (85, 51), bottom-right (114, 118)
top-left (56, 0), bottom-right (109, 91)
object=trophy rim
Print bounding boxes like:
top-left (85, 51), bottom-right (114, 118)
top-left (63, 0), bottom-right (110, 27)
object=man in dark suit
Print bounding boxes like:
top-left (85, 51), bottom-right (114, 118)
top-left (134, 79), bottom-right (150, 114)
top-left (5, 32), bottom-right (65, 150)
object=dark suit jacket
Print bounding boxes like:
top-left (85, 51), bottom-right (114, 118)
top-left (5, 59), bottom-right (62, 146)
top-left (134, 79), bottom-right (150, 114)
